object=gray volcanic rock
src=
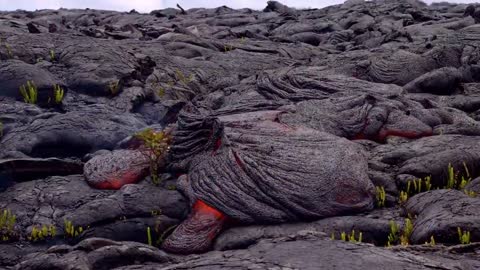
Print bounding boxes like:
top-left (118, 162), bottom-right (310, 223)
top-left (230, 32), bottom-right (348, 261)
top-left (1, 0), bottom-right (480, 267)
top-left (405, 189), bottom-right (480, 244)
top-left (171, 107), bottom-right (375, 224)
top-left (18, 233), bottom-right (480, 270)
top-left (84, 149), bottom-right (150, 189)
top-left (0, 105), bottom-right (146, 158)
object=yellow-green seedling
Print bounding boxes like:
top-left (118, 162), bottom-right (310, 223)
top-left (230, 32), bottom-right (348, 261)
top-left (174, 69), bottom-right (194, 85)
top-left (348, 230), bottom-right (362, 243)
top-left (464, 189), bottom-right (477, 198)
top-left (134, 129), bottom-right (173, 185)
top-left (151, 210), bottom-right (162, 216)
top-left (156, 225), bottom-right (177, 246)
top-left (49, 49), bottom-right (56, 62)
top-left (447, 163), bottom-right (456, 189)
top-left (5, 44), bottom-right (13, 58)
top-left (108, 80), bottom-right (120, 96)
top-left (64, 219), bottom-right (84, 238)
top-left (166, 184), bottom-right (177, 190)
top-left (387, 219), bottom-right (413, 247)
top-left (399, 191), bottom-right (408, 204)
top-left (0, 209), bottom-right (17, 242)
top-left (387, 220), bottom-right (399, 247)
top-left (147, 226), bottom-right (153, 246)
top-left (425, 235), bottom-right (436, 247)
top-left (340, 231), bottom-right (347, 241)
top-left (376, 186), bottom-right (386, 208)
top-left (52, 84), bottom-right (64, 104)
top-left (424, 176), bottom-right (432, 191)
top-left (458, 227), bottom-right (471, 245)
top-left (28, 224), bottom-right (56, 242)
top-left (400, 218), bottom-right (413, 246)
top-left (405, 176), bottom-right (432, 197)
top-left (224, 44), bottom-right (234, 52)
top-left (446, 162), bottom-right (472, 190)
top-left (19, 81), bottom-right (38, 104)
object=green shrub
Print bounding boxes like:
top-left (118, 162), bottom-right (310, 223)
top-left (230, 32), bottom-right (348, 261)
top-left (134, 128), bottom-right (172, 186)
top-left (19, 81), bottom-right (38, 104)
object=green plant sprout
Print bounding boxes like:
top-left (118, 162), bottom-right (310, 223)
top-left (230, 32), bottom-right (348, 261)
top-left (446, 163), bottom-right (472, 190)
top-left (134, 129), bottom-right (172, 186)
top-left (399, 191), bottom-right (408, 204)
top-left (340, 231), bottom-right (347, 241)
top-left (64, 219), bottom-right (83, 238)
top-left (0, 209), bottom-right (17, 242)
top-left (464, 189), bottom-right (477, 198)
top-left (146, 224), bottom-right (177, 246)
top-left (400, 218), bottom-right (413, 246)
top-left (387, 219), bottom-right (413, 247)
top-left (166, 184), bottom-right (177, 190)
top-left (387, 220), bottom-right (399, 247)
top-left (174, 69), bottom-right (194, 85)
top-left (5, 43), bottom-right (13, 58)
top-left (425, 235), bottom-right (436, 247)
top-left (348, 230), bottom-right (362, 243)
top-left (108, 80), bottom-right (120, 96)
top-left (49, 49), bottom-right (56, 62)
top-left (151, 210), bottom-right (162, 217)
top-left (154, 70), bottom-right (194, 98)
top-left (334, 230), bottom-right (362, 243)
top-left (458, 227), bottom-right (471, 245)
top-left (147, 226), bottom-right (153, 246)
top-left (376, 186), bottom-right (386, 208)
top-left (19, 81), bottom-right (38, 104)
top-left (156, 225), bottom-right (177, 246)
top-left (224, 44), bottom-right (234, 52)
top-left (28, 224), bottom-right (56, 242)
top-left (52, 84), bottom-right (64, 104)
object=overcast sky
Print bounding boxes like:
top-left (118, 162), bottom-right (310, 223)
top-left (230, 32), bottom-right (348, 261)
top-left (0, 0), bottom-right (478, 12)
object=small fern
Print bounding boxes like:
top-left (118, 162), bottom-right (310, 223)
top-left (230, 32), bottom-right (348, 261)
top-left (52, 84), bottom-right (64, 104)
top-left (458, 227), bottom-right (471, 245)
top-left (49, 49), bottom-right (56, 62)
top-left (375, 186), bottom-right (386, 208)
top-left (19, 81), bottom-right (38, 104)
top-left (108, 80), bottom-right (120, 96)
